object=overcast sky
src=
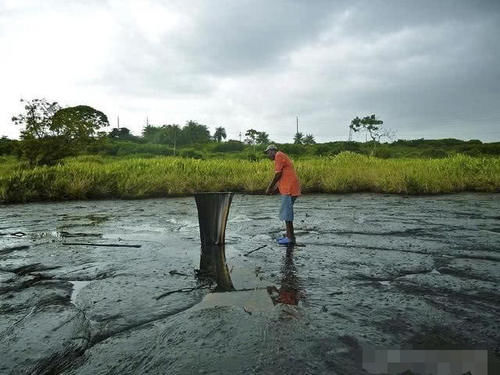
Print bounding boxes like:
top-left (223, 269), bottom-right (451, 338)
top-left (1, 0), bottom-right (499, 142)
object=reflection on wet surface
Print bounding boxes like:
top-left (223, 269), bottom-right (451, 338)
top-left (197, 245), bottom-right (235, 292)
top-left (0, 193), bottom-right (499, 374)
top-left (268, 246), bottom-right (303, 306)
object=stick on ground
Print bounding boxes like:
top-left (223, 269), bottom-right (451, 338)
top-left (62, 242), bottom-right (141, 248)
top-left (244, 245), bottom-right (267, 256)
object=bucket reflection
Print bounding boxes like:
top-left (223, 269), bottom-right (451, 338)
top-left (198, 244), bottom-right (234, 291)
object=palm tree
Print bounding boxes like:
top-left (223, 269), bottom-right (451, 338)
top-left (303, 134), bottom-right (316, 145)
top-left (293, 132), bottom-right (304, 145)
top-left (213, 127), bottom-right (227, 143)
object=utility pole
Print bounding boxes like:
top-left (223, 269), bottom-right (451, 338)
top-left (117, 115), bottom-right (120, 129)
top-left (296, 116), bottom-right (299, 134)
top-left (348, 126), bottom-right (352, 142)
top-left (146, 116), bottom-right (149, 127)
top-left (239, 132), bottom-right (242, 142)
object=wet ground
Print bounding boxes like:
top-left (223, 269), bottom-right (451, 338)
top-left (0, 193), bottom-right (499, 374)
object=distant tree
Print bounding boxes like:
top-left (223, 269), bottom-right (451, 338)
top-left (109, 127), bottom-right (134, 140)
top-left (256, 131), bottom-right (270, 145)
top-left (349, 116), bottom-right (362, 137)
top-left (293, 132), bottom-right (304, 145)
top-left (51, 105), bottom-right (108, 140)
top-left (213, 140), bottom-right (245, 152)
top-left (142, 124), bottom-right (179, 145)
top-left (167, 125), bottom-right (181, 154)
top-left (303, 134), bottom-right (316, 145)
top-left (213, 127), bottom-right (227, 143)
top-left (244, 129), bottom-right (259, 145)
top-left (12, 98), bottom-right (61, 139)
top-left (350, 114), bottom-right (389, 155)
top-left (12, 100), bottom-right (109, 165)
top-left (181, 120), bottom-right (210, 144)
top-left (244, 128), bottom-right (260, 155)
top-left (142, 125), bottom-right (163, 143)
top-left (349, 114), bottom-right (384, 142)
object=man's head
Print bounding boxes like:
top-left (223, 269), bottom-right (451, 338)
top-left (264, 144), bottom-right (278, 160)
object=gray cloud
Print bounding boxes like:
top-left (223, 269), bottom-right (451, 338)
top-left (1, 0), bottom-right (499, 141)
top-left (100, 0), bottom-right (343, 95)
top-left (174, 0), bottom-right (342, 75)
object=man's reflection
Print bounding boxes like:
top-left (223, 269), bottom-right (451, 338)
top-left (268, 246), bottom-right (303, 305)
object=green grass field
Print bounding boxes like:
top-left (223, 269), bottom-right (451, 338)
top-left (0, 152), bottom-right (499, 203)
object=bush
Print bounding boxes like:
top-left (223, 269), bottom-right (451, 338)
top-left (246, 152), bottom-right (258, 161)
top-left (279, 144), bottom-right (307, 156)
top-left (314, 142), bottom-right (362, 156)
top-left (461, 147), bottom-right (481, 157)
top-left (180, 148), bottom-right (204, 159)
top-left (420, 149), bottom-right (448, 158)
top-left (374, 148), bottom-right (392, 159)
top-left (18, 137), bottom-right (81, 166)
top-left (111, 141), bottom-right (174, 156)
top-left (479, 142), bottom-right (500, 155)
top-left (68, 155), bottom-right (105, 164)
top-left (213, 141), bottom-right (245, 152)
top-left (0, 138), bottom-right (18, 155)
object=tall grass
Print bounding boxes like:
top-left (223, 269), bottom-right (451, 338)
top-left (0, 156), bottom-right (20, 175)
top-left (0, 152), bottom-right (498, 203)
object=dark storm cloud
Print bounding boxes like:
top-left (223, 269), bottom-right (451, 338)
top-left (336, 0), bottom-right (500, 35)
top-left (240, 0), bottom-right (500, 140)
top-left (1, 0), bottom-right (499, 140)
top-left (101, 0), bottom-right (345, 96)
top-left (56, 0), bottom-right (500, 141)
top-left (172, 0), bottom-right (343, 75)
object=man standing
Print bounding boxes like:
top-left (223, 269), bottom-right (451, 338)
top-left (264, 144), bottom-right (301, 245)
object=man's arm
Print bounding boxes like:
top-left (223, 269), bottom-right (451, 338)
top-left (266, 171), bottom-right (282, 194)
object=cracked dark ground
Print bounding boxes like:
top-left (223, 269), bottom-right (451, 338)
top-left (0, 193), bottom-right (499, 374)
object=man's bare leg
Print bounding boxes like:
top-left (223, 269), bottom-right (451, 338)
top-left (286, 221), bottom-right (295, 243)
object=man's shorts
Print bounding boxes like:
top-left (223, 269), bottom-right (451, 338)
top-left (279, 195), bottom-right (297, 222)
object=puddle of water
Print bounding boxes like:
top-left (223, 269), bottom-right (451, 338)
top-left (191, 289), bottom-right (274, 313)
top-left (229, 266), bottom-right (270, 290)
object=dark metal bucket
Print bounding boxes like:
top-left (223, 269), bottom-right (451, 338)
top-left (194, 192), bottom-right (234, 291)
top-left (194, 192), bottom-right (234, 247)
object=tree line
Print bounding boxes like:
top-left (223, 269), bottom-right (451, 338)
top-left (6, 98), bottom-right (319, 165)
top-left (3, 97), bottom-right (498, 165)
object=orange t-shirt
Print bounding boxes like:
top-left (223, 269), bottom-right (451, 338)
top-left (274, 151), bottom-right (301, 196)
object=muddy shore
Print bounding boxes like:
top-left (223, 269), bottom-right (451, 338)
top-left (1, 193), bottom-right (499, 374)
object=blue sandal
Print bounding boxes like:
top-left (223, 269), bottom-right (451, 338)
top-left (277, 237), bottom-right (293, 245)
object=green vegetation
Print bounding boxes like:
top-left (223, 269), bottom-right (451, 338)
top-left (4, 98), bottom-right (500, 163)
top-left (2, 136), bottom-right (500, 161)
top-left (0, 152), bottom-right (498, 203)
top-left (1, 97), bottom-right (498, 203)
top-left (11, 99), bottom-right (109, 165)
top-left (0, 156), bottom-right (19, 176)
